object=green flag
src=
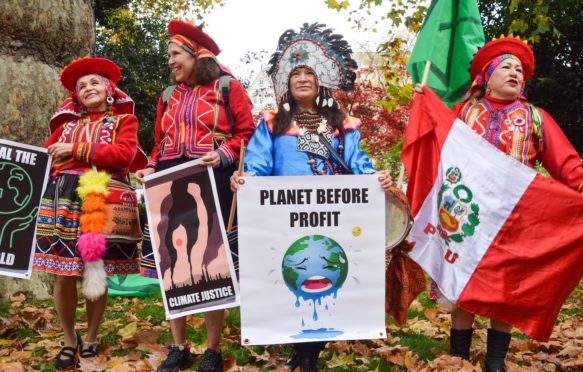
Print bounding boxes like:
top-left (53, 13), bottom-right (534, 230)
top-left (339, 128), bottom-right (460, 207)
top-left (406, 0), bottom-right (485, 107)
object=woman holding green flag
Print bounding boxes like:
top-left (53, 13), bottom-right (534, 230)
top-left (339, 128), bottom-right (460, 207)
top-left (417, 36), bottom-right (583, 372)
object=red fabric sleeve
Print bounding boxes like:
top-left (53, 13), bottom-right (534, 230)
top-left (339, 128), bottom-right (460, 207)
top-left (148, 94), bottom-right (166, 168)
top-left (43, 126), bottom-right (63, 148)
top-left (215, 79), bottom-right (255, 164)
top-left (537, 109), bottom-right (583, 192)
top-left (72, 114), bottom-right (139, 169)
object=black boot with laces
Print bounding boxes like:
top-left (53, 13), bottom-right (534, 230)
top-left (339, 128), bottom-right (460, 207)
top-left (157, 345), bottom-right (193, 372)
top-left (197, 348), bottom-right (223, 372)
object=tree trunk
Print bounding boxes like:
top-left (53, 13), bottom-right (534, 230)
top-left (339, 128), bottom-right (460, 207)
top-left (0, 0), bottom-right (95, 301)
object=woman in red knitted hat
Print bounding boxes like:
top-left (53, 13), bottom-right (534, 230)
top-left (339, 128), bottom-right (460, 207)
top-left (419, 36), bottom-right (583, 372)
top-left (134, 20), bottom-right (254, 372)
top-left (34, 56), bottom-right (147, 370)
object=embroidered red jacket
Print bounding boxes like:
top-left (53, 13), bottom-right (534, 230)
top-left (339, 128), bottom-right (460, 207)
top-left (148, 79), bottom-right (254, 167)
top-left (44, 112), bottom-right (139, 176)
top-left (453, 97), bottom-right (583, 192)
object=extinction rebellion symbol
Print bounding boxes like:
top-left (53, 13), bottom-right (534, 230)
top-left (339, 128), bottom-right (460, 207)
top-left (423, 166), bottom-right (480, 264)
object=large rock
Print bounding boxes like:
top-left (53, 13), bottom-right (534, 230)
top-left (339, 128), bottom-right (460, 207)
top-left (0, 272), bottom-right (53, 301)
top-left (0, 56), bottom-right (64, 144)
top-left (0, 0), bottom-right (95, 67)
top-left (0, 0), bottom-right (95, 300)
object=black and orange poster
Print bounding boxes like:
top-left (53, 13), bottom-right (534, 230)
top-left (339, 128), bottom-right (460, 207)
top-left (143, 159), bottom-right (238, 318)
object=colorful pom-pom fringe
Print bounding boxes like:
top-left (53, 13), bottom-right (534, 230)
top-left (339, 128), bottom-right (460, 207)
top-left (77, 169), bottom-right (110, 300)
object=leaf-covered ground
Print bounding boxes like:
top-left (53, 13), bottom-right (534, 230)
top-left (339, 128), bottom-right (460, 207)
top-left (0, 281), bottom-right (581, 371)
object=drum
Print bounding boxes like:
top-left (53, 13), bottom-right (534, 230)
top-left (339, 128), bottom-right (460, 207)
top-left (385, 187), bottom-right (412, 251)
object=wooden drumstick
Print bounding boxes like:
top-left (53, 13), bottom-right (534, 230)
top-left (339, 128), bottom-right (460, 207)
top-left (227, 139), bottom-right (245, 233)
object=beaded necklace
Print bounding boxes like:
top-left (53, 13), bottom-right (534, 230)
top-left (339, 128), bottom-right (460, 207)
top-left (294, 111), bottom-right (344, 175)
top-left (79, 106), bottom-right (115, 142)
top-left (80, 106), bottom-right (115, 125)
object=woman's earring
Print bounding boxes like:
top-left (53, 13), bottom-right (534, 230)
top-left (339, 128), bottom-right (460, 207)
top-left (106, 96), bottom-right (114, 105)
top-left (282, 92), bottom-right (291, 111)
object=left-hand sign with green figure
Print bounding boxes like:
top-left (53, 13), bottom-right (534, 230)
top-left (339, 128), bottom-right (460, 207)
top-left (0, 139), bottom-right (50, 279)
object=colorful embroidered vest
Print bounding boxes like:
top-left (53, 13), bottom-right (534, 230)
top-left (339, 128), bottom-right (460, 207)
top-left (458, 98), bottom-right (544, 168)
top-left (158, 82), bottom-right (228, 159)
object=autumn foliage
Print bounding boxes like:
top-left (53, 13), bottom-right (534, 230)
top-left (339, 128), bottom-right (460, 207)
top-left (1, 287), bottom-right (582, 370)
top-left (335, 68), bottom-right (411, 167)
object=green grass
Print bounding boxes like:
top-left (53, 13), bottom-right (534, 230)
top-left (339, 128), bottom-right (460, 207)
top-left (374, 357), bottom-right (405, 372)
top-left (228, 347), bottom-right (251, 365)
top-left (394, 331), bottom-right (448, 361)
top-left (185, 320), bottom-right (208, 346)
top-left (38, 363), bottom-right (57, 372)
top-left (101, 330), bottom-right (121, 346)
top-left (13, 327), bottom-right (37, 339)
top-left (511, 331), bottom-right (528, 340)
top-left (417, 291), bottom-right (437, 309)
top-left (559, 283), bottom-right (582, 319)
top-left (0, 300), bottom-right (9, 316)
top-left (135, 301), bottom-right (165, 324)
top-left (157, 329), bottom-right (173, 345)
top-left (32, 348), bottom-right (48, 357)
top-left (4, 279), bottom-right (581, 371)
top-left (226, 306), bottom-right (241, 325)
top-left (407, 308), bottom-right (426, 320)
top-left (326, 367), bottom-right (359, 372)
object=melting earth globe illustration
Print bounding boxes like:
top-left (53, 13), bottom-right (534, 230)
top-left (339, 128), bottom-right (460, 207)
top-left (281, 235), bottom-right (349, 339)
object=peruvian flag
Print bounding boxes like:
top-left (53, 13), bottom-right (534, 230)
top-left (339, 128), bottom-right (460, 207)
top-left (402, 86), bottom-right (583, 341)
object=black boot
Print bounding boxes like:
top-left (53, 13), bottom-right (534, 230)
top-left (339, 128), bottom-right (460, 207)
top-left (450, 328), bottom-right (473, 360)
top-left (284, 350), bottom-right (302, 370)
top-left (485, 329), bottom-right (511, 372)
top-left (285, 342), bottom-right (324, 371)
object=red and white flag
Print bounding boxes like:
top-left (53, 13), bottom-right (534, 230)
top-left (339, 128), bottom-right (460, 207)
top-left (402, 86), bottom-right (583, 341)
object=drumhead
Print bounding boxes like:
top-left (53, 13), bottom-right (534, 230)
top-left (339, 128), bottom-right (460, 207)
top-left (385, 190), bottom-right (412, 251)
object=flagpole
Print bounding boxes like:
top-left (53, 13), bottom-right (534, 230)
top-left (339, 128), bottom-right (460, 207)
top-left (227, 139), bottom-right (245, 233)
top-left (420, 60), bottom-right (432, 87)
top-left (397, 60), bottom-right (432, 188)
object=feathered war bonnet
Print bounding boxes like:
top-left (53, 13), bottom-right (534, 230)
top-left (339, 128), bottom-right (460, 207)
top-left (267, 22), bottom-right (358, 110)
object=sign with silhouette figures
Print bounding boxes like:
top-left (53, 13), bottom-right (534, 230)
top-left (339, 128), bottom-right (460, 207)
top-left (237, 175), bottom-right (386, 345)
top-left (0, 139), bottom-right (50, 279)
top-left (144, 159), bottom-right (239, 318)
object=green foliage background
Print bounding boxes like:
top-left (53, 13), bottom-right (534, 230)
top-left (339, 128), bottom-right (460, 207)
top-left (478, 0), bottom-right (583, 152)
top-left (94, 0), bottom-right (583, 158)
top-left (94, 0), bottom-right (222, 154)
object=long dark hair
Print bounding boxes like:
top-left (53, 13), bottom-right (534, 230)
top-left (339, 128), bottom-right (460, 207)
top-left (272, 94), bottom-right (347, 136)
top-left (170, 57), bottom-right (220, 86)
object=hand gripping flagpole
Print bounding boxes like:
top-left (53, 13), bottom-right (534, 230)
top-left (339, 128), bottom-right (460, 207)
top-left (396, 60), bottom-right (432, 188)
top-left (227, 139), bottom-right (245, 233)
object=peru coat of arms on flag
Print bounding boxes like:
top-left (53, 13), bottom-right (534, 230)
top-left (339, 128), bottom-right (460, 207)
top-left (402, 87), bottom-right (583, 341)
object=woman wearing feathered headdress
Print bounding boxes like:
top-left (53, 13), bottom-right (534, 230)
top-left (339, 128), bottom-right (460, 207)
top-left (231, 23), bottom-right (395, 371)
